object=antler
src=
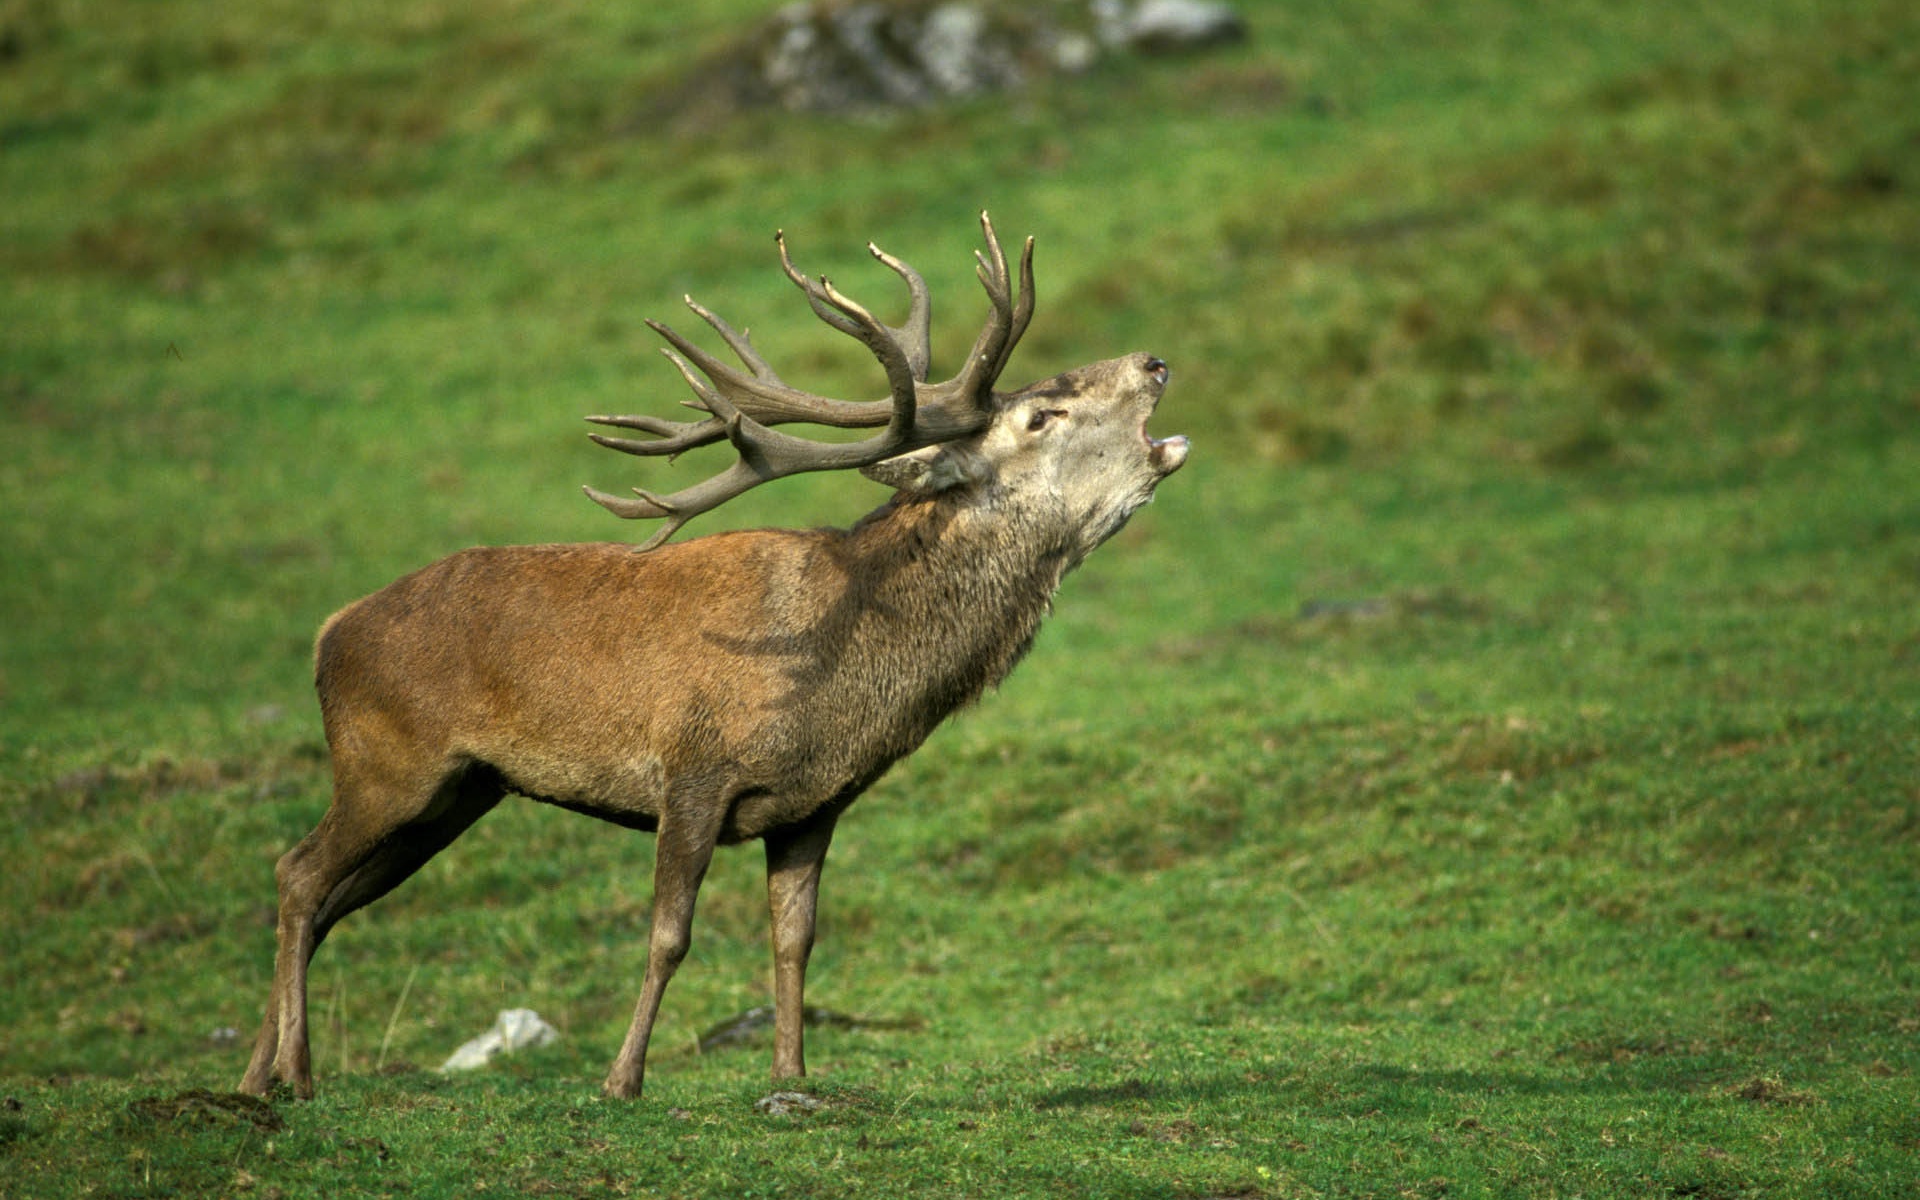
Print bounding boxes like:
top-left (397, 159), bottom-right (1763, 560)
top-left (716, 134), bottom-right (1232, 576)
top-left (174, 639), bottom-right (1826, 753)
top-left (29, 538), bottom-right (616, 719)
top-left (582, 212), bottom-right (1035, 550)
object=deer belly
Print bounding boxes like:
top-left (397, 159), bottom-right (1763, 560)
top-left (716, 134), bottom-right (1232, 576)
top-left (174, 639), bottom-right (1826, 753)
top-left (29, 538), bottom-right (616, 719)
top-left (490, 746), bottom-right (668, 822)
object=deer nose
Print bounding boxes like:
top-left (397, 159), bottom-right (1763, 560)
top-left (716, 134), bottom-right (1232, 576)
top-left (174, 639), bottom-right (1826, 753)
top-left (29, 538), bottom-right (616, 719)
top-left (1144, 356), bottom-right (1168, 385)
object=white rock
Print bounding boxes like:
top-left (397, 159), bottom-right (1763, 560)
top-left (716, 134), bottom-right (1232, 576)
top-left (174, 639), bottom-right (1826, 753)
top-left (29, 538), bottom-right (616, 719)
top-left (918, 3), bottom-right (991, 95)
top-left (1111, 0), bottom-right (1248, 53)
top-left (440, 1008), bottom-right (560, 1072)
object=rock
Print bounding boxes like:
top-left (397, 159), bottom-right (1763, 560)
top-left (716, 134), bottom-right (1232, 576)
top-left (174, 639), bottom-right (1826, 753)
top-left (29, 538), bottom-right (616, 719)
top-left (918, 4), bottom-right (1003, 95)
top-left (754, 1090), bottom-right (825, 1115)
top-left (439, 1008), bottom-right (560, 1073)
top-left (667, 0), bottom-right (1246, 118)
top-left (753, 1), bottom-right (1032, 112)
top-left (1096, 0), bottom-right (1248, 53)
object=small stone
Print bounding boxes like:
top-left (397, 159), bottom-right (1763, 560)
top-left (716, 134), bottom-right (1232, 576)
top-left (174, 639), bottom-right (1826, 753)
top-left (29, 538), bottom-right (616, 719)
top-left (1112, 0), bottom-right (1248, 54)
top-left (440, 1008), bottom-right (560, 1073)
top-left (754, 1090), bottom-right (825, 1115)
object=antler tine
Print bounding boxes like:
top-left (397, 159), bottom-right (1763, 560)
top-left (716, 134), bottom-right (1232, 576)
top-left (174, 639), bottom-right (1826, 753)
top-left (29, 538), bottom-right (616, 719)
top-left (775, 232), bottom-right (934, 385)
top-left (586, 414), bottom-right (729, 460)
top-left (586, 392), bottom-right (920, 539)
top-left (811, 273), bottom-right (921, 424)
top-left (999, 233), bottom-right (1037, 379)
top-left (587, 220), bottom-right (1029, 548)
top-left (867, 242), bottom-right (933, 382)
top-left (684, 295), bottom-right (782, 383)
top-left (768, 233), bottom-right (923, 422)
top-left (582, 341), bottom-right (744, 462)
top-left (580, 481), bottom-right (693, 551)
top-left (945, 211), bottom-right (1035, 405)
top-left (777, 230), bottom-right (866, 343)
top-left (634, 317), bottom-right (861, 427)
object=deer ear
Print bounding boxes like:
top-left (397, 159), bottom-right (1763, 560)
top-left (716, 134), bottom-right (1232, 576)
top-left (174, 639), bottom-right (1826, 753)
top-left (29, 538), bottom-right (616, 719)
top-left (860, 445), bottom-right (988, 494)
top-left (859, 446), bottom-right (940, 492)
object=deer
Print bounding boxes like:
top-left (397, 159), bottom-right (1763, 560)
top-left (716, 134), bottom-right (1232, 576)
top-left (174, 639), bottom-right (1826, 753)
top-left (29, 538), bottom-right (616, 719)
top-left (238, 213), bottom-right (1189, 1101)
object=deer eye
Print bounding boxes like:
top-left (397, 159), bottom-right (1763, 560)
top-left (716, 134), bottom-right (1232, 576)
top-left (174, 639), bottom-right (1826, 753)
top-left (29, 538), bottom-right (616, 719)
top-left (1027, 408), bottom-right (1066, 432)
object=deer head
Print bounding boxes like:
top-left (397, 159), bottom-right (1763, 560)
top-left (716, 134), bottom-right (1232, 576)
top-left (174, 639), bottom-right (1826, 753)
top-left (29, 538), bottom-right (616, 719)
top-left (916, 351), bottom-right (1191, 561)
top-left (582, 212), bottom-right (1187, 551)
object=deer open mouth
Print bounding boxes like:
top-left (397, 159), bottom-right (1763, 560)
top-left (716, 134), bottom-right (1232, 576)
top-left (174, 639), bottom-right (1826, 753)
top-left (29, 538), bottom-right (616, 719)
top-left (1141, 358), bottom-right (1188, 474)
top-left (1143, 405), bottom-right (1188, 473)
top-left (1147, 431), bottom-right (1190, 473)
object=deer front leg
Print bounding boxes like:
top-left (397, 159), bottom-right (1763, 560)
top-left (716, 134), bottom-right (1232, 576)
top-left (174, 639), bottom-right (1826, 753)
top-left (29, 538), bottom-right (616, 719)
top-left (604, 803), bottom-right (722, 1099)
top-left (764, 813), bottom-right (839, 1082)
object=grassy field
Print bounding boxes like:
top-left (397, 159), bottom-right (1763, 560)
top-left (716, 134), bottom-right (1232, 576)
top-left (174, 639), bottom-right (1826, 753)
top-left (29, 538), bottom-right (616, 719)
top-left (4, 0), bottom-right (1918, 1195)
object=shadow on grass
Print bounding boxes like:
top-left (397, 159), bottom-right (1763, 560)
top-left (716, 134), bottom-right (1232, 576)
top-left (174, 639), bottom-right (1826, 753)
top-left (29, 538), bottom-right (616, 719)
top-left (1031, 1058), bottom-right (1732, 1114)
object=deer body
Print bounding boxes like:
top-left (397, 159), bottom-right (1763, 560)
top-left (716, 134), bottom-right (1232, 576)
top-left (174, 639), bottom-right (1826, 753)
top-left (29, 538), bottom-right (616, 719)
top-left (320, 495), bottom-right (1068, 844)
top-left (240, 218), bottom-right (1186, 1100)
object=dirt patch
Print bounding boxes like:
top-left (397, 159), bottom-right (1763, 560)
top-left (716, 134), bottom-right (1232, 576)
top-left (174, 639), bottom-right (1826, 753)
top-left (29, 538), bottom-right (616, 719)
top-left (125, 1088), bottom-right (285, 1133)
top-left (1726, 1075), bottom-right (1816, 1106)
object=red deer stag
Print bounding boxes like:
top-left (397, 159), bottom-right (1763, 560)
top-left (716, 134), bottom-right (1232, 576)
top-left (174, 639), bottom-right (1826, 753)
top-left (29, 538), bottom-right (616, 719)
top-left (239, 213), bottom-right (1189, 1100)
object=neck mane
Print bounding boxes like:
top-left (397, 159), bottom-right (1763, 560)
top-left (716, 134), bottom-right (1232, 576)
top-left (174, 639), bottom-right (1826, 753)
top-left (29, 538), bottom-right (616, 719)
top-left (830, 486), bottom-right (1077, 732)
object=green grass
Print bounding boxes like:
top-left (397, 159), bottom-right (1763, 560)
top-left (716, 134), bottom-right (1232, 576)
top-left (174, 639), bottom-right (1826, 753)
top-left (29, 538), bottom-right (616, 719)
top-left (4, 0), bottom-right (1918, 1195)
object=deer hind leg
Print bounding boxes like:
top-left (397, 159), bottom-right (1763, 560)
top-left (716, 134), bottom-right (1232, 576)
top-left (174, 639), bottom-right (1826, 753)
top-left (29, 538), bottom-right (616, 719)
top-left (603, 792), bottom-right (729, 1099)
top-left (239, 763), bottom-right (503, 1097)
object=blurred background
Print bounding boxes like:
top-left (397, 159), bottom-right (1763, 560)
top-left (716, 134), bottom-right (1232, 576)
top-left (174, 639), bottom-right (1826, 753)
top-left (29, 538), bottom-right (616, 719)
top-left (5, 0), bottom-right (1910, 752)
top-left (2, 0), bottom-right (1916, 1192)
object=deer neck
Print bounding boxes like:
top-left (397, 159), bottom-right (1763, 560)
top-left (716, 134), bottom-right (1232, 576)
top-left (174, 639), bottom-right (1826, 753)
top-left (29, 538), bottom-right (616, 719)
top-left (838, 487), bottom-right (1076, 708)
